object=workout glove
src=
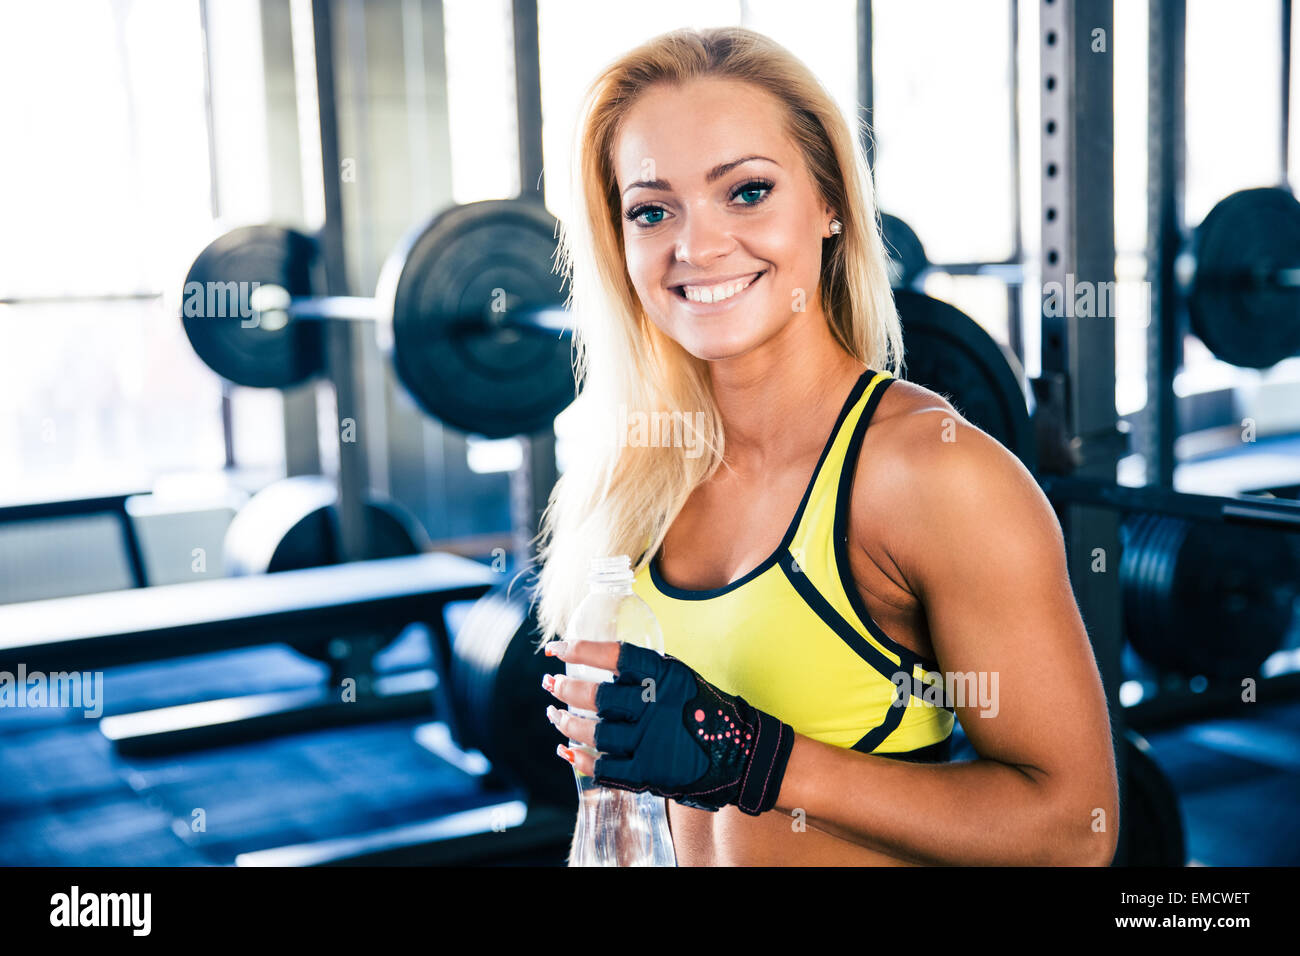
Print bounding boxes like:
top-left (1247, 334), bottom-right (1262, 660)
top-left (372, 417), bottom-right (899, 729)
top-left (591, 642), bottom-right (795, 816)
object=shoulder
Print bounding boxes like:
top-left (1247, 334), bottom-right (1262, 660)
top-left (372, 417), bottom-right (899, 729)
top-left (850, 378), bottom-right (1064, 587)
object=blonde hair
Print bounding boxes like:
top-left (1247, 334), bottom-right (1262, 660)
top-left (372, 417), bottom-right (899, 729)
top-left (532, 26), bottom-right (902, 642)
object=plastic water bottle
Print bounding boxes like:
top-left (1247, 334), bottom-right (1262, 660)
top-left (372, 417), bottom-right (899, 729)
top-left (564, 555), bottom-right (677, 867)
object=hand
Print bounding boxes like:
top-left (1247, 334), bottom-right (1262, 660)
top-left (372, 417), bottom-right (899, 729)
top-left (541, 639), bottom-right (796, 815)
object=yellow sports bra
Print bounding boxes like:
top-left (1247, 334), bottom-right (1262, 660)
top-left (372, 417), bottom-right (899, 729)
top-left (633, 369), bottom-right (955, 762)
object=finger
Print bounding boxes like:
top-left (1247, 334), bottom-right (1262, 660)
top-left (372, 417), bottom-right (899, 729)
top-left (548, 638), bottom-right (622, 671)
top-left (546, 704), bottom-right (596, 748)
top-left (592, 713), bottom-right (645, 757)
top-left (542, 672), bottom-right (598, 712)
top-left (611, 642), bottom-right (665, 684)
top-left (568, 747), bottom-right (596, 777)
top-left (594, 681), bottom-right (650, 721)
top-left (592, 753), bottom-right (644, 788)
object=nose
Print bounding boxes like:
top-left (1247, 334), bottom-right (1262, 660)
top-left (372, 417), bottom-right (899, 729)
top-left (674, 200), bottom-right (735, 267)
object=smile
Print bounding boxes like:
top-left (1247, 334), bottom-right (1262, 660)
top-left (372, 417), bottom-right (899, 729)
top-left (672, 271), bottom-right (765, 305)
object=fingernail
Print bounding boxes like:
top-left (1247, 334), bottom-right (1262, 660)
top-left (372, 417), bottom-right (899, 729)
top-left (543, 641), bottom-right (568, 658)
top-left (542, 673), bottom-right (555, 693)
top-left (546, 705), bottom-right (558, 723)
top-left (556, 744), bottom-right (574, 763)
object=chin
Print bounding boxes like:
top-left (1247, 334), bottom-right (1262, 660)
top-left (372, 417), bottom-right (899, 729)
top-left (680, 336), bottom-right (760, 362)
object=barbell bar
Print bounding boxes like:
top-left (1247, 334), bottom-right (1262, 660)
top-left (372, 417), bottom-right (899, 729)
top-left (1038, 474), bottom-right (1300, 532)
top-left (242, 287), bottom-right (572, 337)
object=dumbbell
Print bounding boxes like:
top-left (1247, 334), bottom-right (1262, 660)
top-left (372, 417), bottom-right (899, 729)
top-left (180, 199), bottom-right (577, 439)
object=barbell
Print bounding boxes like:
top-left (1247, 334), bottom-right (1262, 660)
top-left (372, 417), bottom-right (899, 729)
top-left (181, 199), bottom-right (575, 439)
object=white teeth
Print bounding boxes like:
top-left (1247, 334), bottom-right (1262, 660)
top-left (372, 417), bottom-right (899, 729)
top-left (681, 273), bottom-right (758, 304)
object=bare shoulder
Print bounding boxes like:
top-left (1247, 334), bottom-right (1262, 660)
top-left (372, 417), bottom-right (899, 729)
top-left (852, 378), bottom-right (1064, 584)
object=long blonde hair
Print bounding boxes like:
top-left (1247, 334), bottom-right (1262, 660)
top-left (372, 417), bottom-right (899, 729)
top-left (532, 26), bottom-right (902, 642)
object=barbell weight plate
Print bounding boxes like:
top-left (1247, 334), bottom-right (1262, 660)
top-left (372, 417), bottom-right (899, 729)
top-left (223, 475), bottom-right (430, 658)
top-left (880, 213), bottom-right (929, 290)
top-left (1120, 514), bottom-right (1298, 678)
top-left (1189, 187), bottom-right (1300, 369)
top-left (448, 583), bottom-right (572, 806)
top-left (1117, 730), bottom-right (1185, 866)
top-left (895, 290), bottom-right (1036, 470)
top-left (181, 225), bottom-right (325, 388)
top-left (381, 199), bottom-right (575, 439)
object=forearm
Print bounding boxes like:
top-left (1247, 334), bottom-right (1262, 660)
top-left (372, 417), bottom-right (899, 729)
top-left (773, 734), bottom-right (1109, 866)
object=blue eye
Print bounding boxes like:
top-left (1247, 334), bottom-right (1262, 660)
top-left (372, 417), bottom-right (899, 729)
top-left (626, 204), bottom-right (666, 227)
top-left (732, 179), bottom-right (774, 205)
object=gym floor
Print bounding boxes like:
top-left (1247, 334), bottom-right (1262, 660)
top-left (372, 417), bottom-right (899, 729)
top-left (3, 621), bottom-right (1297, 866)
top-left (0, 626), bottom-right (537, 866)
top-left (1145, 702), bottom-right (1300, 866)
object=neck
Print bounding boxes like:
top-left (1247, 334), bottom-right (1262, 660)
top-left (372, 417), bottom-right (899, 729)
top-left (708, 308), bottom-right (866, 470)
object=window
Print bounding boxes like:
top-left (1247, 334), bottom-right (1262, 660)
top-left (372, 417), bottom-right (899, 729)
top-left (535, 0), bottom-right (858, 225)
top-left (0, 0), bottom-right (228, 504)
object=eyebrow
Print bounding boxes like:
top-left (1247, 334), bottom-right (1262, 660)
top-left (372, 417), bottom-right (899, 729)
top-left (620, 155), bottom-right (779, 198)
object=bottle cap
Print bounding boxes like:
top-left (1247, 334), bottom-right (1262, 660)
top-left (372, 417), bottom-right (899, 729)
top-left (589, 554), bottom-right (633, 585)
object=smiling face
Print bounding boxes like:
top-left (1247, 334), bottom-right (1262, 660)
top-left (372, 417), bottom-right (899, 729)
top-left (613, 78), bottom-right (836, 363)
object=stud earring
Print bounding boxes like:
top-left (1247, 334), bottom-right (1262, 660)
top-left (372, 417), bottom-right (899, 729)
top-left (829, 219), bottom-right (842, 236)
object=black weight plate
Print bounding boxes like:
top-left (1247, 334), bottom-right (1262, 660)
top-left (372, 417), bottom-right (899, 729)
top-left (1120, 515), bottom-right (1297, 678)
top-left (1171, 521), bottom-right (1297, 677)
top-left (449, 584), bottom-right (571, 806)
top-left (223, 475), bottom-right (430, 658)
top-left (881, 213), bottom-right (929, 290)
top-left (895, 290), bottom-right (1035, 469)
top-left (1117, 730), bottom-right (1185, 866)
top-left (382, 200), bottom-right (574, 439)
top-left (1189, 187), bottom-right (1300, 369)
top-left (181, 226), bottom-right (324, 387)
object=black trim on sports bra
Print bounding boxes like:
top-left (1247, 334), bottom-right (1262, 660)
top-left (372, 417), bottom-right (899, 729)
top-left (650, 368), bottom-right (876, 601)
top-left (778, 548), bottom-right (934, 690)
top-left (860, 735), bottom-right (953, 763)
top-left (832, 376), bottom-right (943, 672)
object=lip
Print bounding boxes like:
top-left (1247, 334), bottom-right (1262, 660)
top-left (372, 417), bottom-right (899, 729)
top-left (669, 271), bottom-right (766, 314)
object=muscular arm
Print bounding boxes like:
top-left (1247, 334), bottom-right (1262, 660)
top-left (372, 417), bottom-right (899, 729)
top-left (774, 404), bottom-right (1119, 866)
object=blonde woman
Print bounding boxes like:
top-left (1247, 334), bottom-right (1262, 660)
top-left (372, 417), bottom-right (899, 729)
top-left (537, 26), bottom-right (1118, 866)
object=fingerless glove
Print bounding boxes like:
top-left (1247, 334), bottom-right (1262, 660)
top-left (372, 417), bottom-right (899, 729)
top-left (591, 642), bottom-right (795, 815)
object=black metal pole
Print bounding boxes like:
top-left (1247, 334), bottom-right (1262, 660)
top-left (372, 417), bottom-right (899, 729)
top-left (1283, 0), bottom-right (1292, 187)
top-left (512, 0), bottom-right (545, 203)
top-left (858, 0), bottom-right (875, 181)
top-left (508, 0), bottom-right (557, 575)
top-left (1039, 0), bottom-right (1126, 864)
top-left (1145, 0), bottom-right (1186, 488)
top-left (308, 0), bottom-right (373, 564)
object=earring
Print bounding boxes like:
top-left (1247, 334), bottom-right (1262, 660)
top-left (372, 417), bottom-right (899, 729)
top-left (829, 219), bottom-right (842, 236)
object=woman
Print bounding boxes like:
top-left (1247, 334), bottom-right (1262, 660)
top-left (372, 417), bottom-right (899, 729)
top-left (536, 26), bottom-right (1118, 866)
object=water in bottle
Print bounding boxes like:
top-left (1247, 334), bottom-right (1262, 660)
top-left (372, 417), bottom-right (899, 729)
top-left (565, 555), bottom-right (677, 866)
